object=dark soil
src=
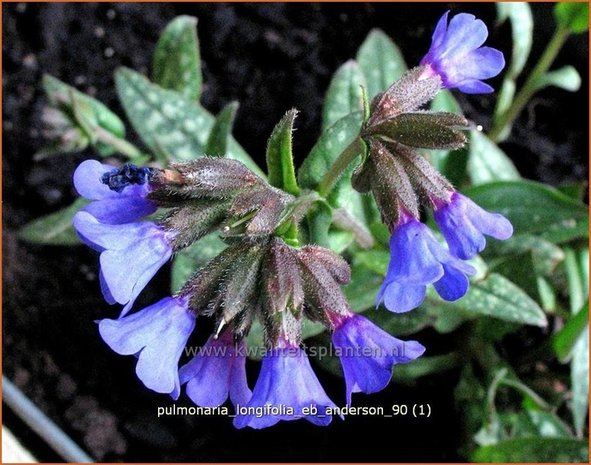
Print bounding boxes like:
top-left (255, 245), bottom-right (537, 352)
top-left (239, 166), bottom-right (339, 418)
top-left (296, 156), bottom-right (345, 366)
top-left (2, 2), bottom-right (588, 462)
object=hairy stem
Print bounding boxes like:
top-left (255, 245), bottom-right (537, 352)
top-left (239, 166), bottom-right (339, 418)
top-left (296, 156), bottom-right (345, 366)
top-left (317, 137), bottom-right (365, 198)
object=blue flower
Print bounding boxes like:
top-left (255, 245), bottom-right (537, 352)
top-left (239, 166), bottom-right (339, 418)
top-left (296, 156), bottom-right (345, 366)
top-left (434, 192), bottom-right (513, 260)
top-left (74, 160), bottom-right (156, 224)
top-left (233, 347), bottom-right (337, 429)
top-left (179, 332), bottom-right (252, 408)
top-left (420, 11), bottom-right (505, 94)
top-left (98, 296), bottom-right (196, 399)
top-left (377, 214), bottom-right (476, 313)
top-left (332, 314), bottom-right (425, 404)
top-left (73, 211), bottom-right (174, 315)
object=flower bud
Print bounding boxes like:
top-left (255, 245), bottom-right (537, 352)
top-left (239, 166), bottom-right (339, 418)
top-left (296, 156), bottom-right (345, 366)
top-left (364, 111), bottom-right (468, 150)
top-left (361, 139), bottom-right (419, 228)
top-left (367, 67), bottom-right (442, 127)
top-left (149, 157), bottom-right (261, 201)
top-left (261, 238), bottom-right (304, 316)
top-left (160, 201), bottom-right (230, 250)
top-left (179, 242), bottom-right (251, 314)
top-left (219, 240), bottom-right (269, 330)
top-left (296, 245), bottom-right (352, 328)
top-left (385, 141), bottom-right (453, 203)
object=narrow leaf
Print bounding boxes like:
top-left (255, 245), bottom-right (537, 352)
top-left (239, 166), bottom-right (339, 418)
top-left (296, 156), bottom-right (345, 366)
top-left (266, 109), bottom-right (300, 195)
top-left (18, 198), bottom-right (87, 245)
top-left (571, 328), bottom-right (589, 437)
top-left (115, 67), bottom-right (263, 176)
top-left (496, 3), bottom-right (533, 79)
top-left (356, 29), bottom-right (407, 99)
top-left (555, 2), bottom-right (589, 34)
top-left (322, 60), bottom-right (367, 130)
top-left (468, 130), bottom-right (520, 184)
top-left (465, 180), bottom-right (589, 243)
top-left (43, 75), bottom-right (125, 138)
top-left (425, 273), bottom-right (547, 327)
top-left (485, 234), bottom-right (565, 276)
top-left (553, 302), bottom-right (589, 362)
top-left (472, 437), bottom-right (588, 462)
top-left (299, 112), bottom-right (366, 232)
top-left (205, 101), bottom-right (239, 156)
top-left (536, 65), bottom-right (582, 92)
top-left (152, 16), bottom-right (202, 101)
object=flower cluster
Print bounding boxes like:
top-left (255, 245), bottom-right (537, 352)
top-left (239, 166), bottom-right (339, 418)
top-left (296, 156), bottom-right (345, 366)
top-left (355, 11), bottom-right (512, 313)
top-left (72, 11), bottom-right (511, 430)
top-left (74, 158), bottom-right (424, 429)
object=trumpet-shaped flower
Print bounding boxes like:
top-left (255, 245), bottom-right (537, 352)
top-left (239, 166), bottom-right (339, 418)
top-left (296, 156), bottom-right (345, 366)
top-left (179, 332), bottom-right (252, 408)
top-left (73, 211), bottom-right (174, 315)
top-left (420, 11), bottom-right (505, 93)
top-left (332, 313), bottom-right (425, 404)
top-left (73, 160), bottom-right (156, 224)
top-left (233, 346), bottom-right (337, 429)
top-left (98, 296), bottom-right (196, 399)
top-left (377, 213), bottom-right (476, 313)
top-left (434, 192), bottom-right (513, 259)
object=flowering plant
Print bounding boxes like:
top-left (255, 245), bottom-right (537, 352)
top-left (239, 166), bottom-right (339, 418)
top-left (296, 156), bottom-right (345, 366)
top-left (18, 4), bottom-right (588, 461)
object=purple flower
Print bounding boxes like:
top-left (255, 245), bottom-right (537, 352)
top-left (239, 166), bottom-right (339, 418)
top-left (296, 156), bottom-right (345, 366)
top-left (73, 211), bottom-right (174, 315)
top-left (233, 346), bottom-right (337, 429)
top-left (74, 160), bottom-right (156, 224)
top-left (98, 296), bottom-right (196, 399)
top-left (332, 314), bottom-right (425, 404)
top-left (434, 192), bottom-right (513, 260)
top-left (377, 213), bottom-right (476, 313)
top-left (420, 11), bottom-right (505, 94)
top-left (179, 332), bottom-right (252, 408)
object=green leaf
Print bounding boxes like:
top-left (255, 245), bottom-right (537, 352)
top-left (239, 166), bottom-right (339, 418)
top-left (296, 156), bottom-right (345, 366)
top-left (18, 198), bottom-right (87, 245)
top-left (526, 410), bottom-right (573, 438)
top-left (486, 234), bottom-right (565, 276)
top-left (365, 306), bottom-right (433, 337)
top-left (266, 109), bottom-right (300, 195)
top-left (153, 16), bottom-right (202, 101)
top-left (299, 112), bottom-right (366, 231)
top-left (497, 3), bottom-right (533, 79)
top-left (455, 365), bottom-right (488, 445)
top-left (205, 101), bottom-right (238, 156)
top-left (42, 75), bottom-right (127, 157)
top-left (327, 229), bottom-right (354, 253)
top-left (494, 3), bottom-right (533, 139)
top-left (467, 130), bottom-right (520, 185)
top-left (322, 60), bottom-right (367, 130)
top-left (245, 320), bottom-right (264, 360)
top-left (115, 67), bottom-right (263, 175)
top-left (465, 180), bottom-right (589, 243)
top-left (356, 29), bottom-right (407, 99)
top-left (305, 201), bottom-right (333, 248)
top-left (170, 233), bottom-right (227, 293)
top-left (429, 91), bottom-right (468, 185)
top-left (536, 65), bottom-right (582, 92)
top-left (558, 182), bottom-right (587, 201)
top-left (354, 249), bottom-right (389, 275)
top-left (571, 328), bottom-right (589, 437)
top-left (472, 438), bottom-right (588, 462)
top-left (394, 353), bottom-right (460, 384)
top-left (43, 75), bottom-right (126, 139)
top-left (555, 2), bottom-right (589, 34)
top-left (553, 302), bottom-right (589, 362)
top-left (302, 319), bottom-right (326, 340)
top-left (299, 111), bottom-right (363, 189)
top-left (343, 261), bottom-right (383, 313)
top-left (427, 273), bottom-right (547, 327)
